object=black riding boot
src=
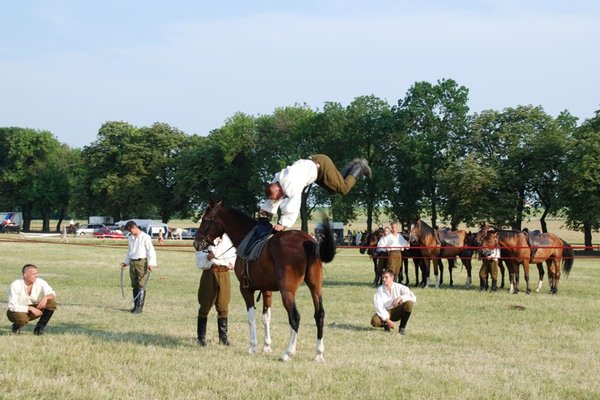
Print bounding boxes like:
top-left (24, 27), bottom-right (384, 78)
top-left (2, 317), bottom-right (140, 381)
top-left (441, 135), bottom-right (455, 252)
top-left (12, 323), bottom-right (22, 335)
top-left (34, 309), bottom-right (54, 335)
top-left (218, 317), bottom-right (230, 346)
top-left (479, 278), bottom-right (487, 292)
top-left (197, 317), bottom-right (207, 346)
top-left (491, 279), bottom-right (498, 292)
top-left (132, 289), bottom-right (145, 314)
top-left (131, 288), bottom-right (140, 312)
top-left (399, 312), bottom-right (411, 335)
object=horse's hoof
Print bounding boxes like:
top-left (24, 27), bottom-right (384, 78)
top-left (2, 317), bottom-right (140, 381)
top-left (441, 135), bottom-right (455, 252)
top-left (263, 346), bottom-right (273, 353)
top-left (279, 353), bottom-right (291, 362)
top-left (315, 354), bottom-right (325, 363)
top-left (248, 346), bottom-right (257, 354)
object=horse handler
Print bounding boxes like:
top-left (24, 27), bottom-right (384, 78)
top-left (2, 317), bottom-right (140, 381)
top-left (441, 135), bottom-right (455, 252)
top-left (195, 233), bottom-right (237, 346)
top-left (371, 269), bottom-right (416, 335)
top-left (120, 221), bottom-right (157, 314)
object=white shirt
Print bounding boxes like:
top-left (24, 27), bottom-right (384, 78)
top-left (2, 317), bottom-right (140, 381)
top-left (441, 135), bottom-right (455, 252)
top-left (196, 234), bottom-right (237, 270)
top-left (483, 247), bottom-right (501, 261)
top-left (259, 159), bottom-right (318, 228)
top-left (124, 231), bottom-right (157, 266)
top-left (376, 232), bottom-right (409, 252)
top-left (7, 277), bottom-right (56, 313)
top-left (373, 282), bottom-right (417, 321)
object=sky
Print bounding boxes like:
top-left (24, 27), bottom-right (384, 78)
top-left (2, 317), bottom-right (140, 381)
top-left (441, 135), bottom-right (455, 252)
top-left (1, 0), bottom-right (599, 148)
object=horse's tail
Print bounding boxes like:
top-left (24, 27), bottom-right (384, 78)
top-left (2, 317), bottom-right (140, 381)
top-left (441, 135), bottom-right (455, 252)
top-left (561, 239), bottom-right (574, 276)
top-left (316, 219), bottom-right (336, 263)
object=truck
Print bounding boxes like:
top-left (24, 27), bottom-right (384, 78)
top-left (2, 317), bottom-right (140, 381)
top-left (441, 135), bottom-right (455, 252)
top-left (0, 211), bottom-right (23, 233)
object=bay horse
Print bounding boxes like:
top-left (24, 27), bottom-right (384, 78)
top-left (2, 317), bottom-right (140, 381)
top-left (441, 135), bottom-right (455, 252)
top-left (359, 229), bottom-right (384, 286)
top-left (193, 200), bottom-right (335, 362)
top-left (409, 218), bottom-right (474, 288)
top-left (477, 226), bottom-right (574, 294)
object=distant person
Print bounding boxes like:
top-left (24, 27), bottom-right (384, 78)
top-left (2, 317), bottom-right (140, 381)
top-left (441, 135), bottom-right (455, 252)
top-left (371, 269), bottom-right (416, 335)
top-left (7, 264), bottom-right (57, 335)
top-left (260, 154), bottom-right (371, 231)
top-left (195, 233), bottom-right (237, 346)
top-left (479, 240), bottom-right (500, 292)
top-left (120, 221), bottom-right (157, 314)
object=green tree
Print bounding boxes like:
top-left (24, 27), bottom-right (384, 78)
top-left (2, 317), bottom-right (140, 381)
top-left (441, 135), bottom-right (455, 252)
top-left (395, 79), bottom-right (470, 228)
top-left (561, 109), bottom-right (600, 248)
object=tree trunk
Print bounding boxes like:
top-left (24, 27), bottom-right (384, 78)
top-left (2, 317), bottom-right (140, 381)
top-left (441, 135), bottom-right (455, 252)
top-left (539, 208), bottom-right (548, 233)
top-left (584, 222), bottom-right (593, 250)
top-left (22, 203), bottom-right (33, 232)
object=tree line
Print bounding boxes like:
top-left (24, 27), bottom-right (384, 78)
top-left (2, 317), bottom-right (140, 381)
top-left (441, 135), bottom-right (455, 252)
top-left (1, 79), bottom-right (599, 246)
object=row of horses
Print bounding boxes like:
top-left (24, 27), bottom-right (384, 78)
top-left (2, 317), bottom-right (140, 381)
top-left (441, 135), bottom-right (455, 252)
top-left (360, 219), bottom-right (574, 295)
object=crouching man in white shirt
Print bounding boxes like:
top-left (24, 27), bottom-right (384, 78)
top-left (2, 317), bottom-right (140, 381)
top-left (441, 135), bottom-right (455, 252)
top-left (371, 269), bottom-right (416, 335)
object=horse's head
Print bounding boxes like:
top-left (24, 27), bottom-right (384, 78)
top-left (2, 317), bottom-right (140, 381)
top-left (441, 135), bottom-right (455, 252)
top-left (409, 219), bottom-right (422, 244)
top-left (359, 231), bottom-right (379, 255)
top-left (475, 222), bottom-right (494, 246)
top-left (193, 200), bottom-right (226, 251)
top-left (478, 229), bottom-right (499, 257)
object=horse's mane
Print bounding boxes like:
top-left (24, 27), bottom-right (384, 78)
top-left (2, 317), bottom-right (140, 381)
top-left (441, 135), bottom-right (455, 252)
top-left (417, 220), bottom-right (435, 236)
top-left (222, 206), bottom-right (256, 224)
top-left (497, 229), bottom-right (525, 240)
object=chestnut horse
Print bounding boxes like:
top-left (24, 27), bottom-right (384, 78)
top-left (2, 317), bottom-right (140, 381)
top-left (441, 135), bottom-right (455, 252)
top-left (193, 200), bottom-right (335, 362)
top-left (359, 229), bottom-right (384, 286)
top-left (409, 219), bottom-right (474, 288)
top-left (477, 226), bottom-right (574, 294)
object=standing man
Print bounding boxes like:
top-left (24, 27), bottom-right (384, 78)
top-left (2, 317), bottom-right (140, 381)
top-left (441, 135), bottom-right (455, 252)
top-left (260, 154), bottom-right (371, 231)
top-left (121, 221), bottom-right (157, 314)
top-left (479, 242), bottom-right (500, 292)
top-left (7, 264), bottom-right (57, 335)
top-left (371, 269), bottom-right (416, 335)
top-left (380, 223), bottom-right (410, 283)
top-left (195, 233), bottom-right (237, 346)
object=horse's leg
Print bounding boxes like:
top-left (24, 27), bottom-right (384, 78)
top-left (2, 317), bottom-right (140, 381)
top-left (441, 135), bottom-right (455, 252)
top-left (448, 258), bottom-right (455, 287)
top-left (240, 287), bottom-right (259, 354)
top-left (535, 263), bottom-right (545, 293)
top-left (280, 290), bottom-right (300, 362)
top-left (403, 258), bottom-right (409, 286)
top-left (305, 263), bottom-right (325, 362)
top-left (499, 261), bottom-right (505, 289)
top-left (464, 259), bottom-right (472, 289)
top-left (422, 259), bottom-right (430, 288)
top-left (372, 258), bottom-right (379, 287)
top-left (435, 259), bottom-right (442, 288)
top-left (261, 291), bottom-right (273, 353)
top-left (523, 260), bottom-right (532, 294)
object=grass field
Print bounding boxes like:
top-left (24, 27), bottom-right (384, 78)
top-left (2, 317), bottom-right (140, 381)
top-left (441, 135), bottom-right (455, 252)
top-left (0, 234), bottom-right (599, 399)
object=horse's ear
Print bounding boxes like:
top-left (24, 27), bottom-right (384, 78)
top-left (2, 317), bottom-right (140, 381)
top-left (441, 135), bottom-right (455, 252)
top-left (216, 200), bottom-right (223, 207)
top-left (209, 198), bottom-right (215, 208)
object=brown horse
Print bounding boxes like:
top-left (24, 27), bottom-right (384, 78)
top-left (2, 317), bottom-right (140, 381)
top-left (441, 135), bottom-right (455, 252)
top-left (193, 200), bottom-right (335, 362)
top-left (409, 218), bottom-right (474, 288)
top-left (477, 226), bottom-right (574, 294)
top-left (359, 229), bottom-right (384, 286)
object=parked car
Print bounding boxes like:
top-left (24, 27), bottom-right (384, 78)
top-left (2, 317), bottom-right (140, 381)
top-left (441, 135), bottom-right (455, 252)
top-left (181, 227), bottom-right (197, 240)
top-left (76, 224), bottom-right (105, 235)
top-left (92, 227), bottom-right (125, 239)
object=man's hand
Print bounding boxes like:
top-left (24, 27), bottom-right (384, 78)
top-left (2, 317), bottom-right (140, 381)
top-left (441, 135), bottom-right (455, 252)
top-left (120, 263), bottom-right (127, 269)
top-left (392, 297), bottom-right (403, 307)
top-left (29, 306), bottom-right (43, 317)
top-left (207, 251), bottom-right (215, 260)
top-left (385, 319), bottom-right (395, 330)
top-left (36, 296), bottom-right (49, 310)
top-left (273, 224), bottom-right (285, 232)
top-left (148, 265), bottom-right (155, 272)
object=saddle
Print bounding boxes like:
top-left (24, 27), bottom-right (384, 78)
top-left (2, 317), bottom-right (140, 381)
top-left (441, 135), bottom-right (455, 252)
top-left (236, 223), bottom-right (273, 288)
top-left (436, 228), bottom-right (462, 247)
top-left (525, 230), bottom-right (551, 261)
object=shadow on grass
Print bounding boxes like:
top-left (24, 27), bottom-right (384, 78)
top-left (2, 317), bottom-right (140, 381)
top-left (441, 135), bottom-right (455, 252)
top-left (327, 322), bottom-right (372, 332)
top-left (323, 279), bottom-right (371, 288)
top-left (2, 322), bottom-right (188, 348)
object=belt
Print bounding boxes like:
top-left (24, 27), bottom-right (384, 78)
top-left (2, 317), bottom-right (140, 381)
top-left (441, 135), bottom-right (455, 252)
top-left (210, 265), bottom-right (230, 272)
top-left (131, 258), bottom-right (147, 261)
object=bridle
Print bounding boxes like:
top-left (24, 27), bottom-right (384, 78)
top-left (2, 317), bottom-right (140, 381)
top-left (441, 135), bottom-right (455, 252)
top-left (194, 214), bottom-right (225, 251)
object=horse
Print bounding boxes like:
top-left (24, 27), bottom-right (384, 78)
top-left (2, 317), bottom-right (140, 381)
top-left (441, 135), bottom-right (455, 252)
top-left (193, 200), bottom-right (335, 362)
top-left (169, 227), bottom-right (183, 240)
top-left (359, 229), bottom-right (384, 286)
top-left (409, 218), bottom-right (474, 288)
top-left (360, 229), bottom-right (425, 287)
top-left (477, 226), bottom-right (574, 294)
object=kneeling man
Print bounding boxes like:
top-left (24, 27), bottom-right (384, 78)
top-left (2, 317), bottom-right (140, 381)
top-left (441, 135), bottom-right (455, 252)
top-left (371, 269), bottom-right (416, 335)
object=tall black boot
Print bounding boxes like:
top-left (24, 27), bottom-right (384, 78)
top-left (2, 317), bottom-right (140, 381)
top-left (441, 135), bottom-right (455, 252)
top-left (34, 309), bottom-right (54, 336)
top-left (218, 317), bottom-right (230, 346)
top-left (491, 279), bottom-right (498, 292)
top-left (197, 317), bottom-right (207, 346)
top-left (132, 289), bottom-right (145, 314)
top-left (12, 323), bottom-right (22, 335)
top-left (131, 288), bottom-right (140, 312)
top-left (399, 312), bottom-right (411, 335)
top-left (479, 278), bottom-right (487, 292)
